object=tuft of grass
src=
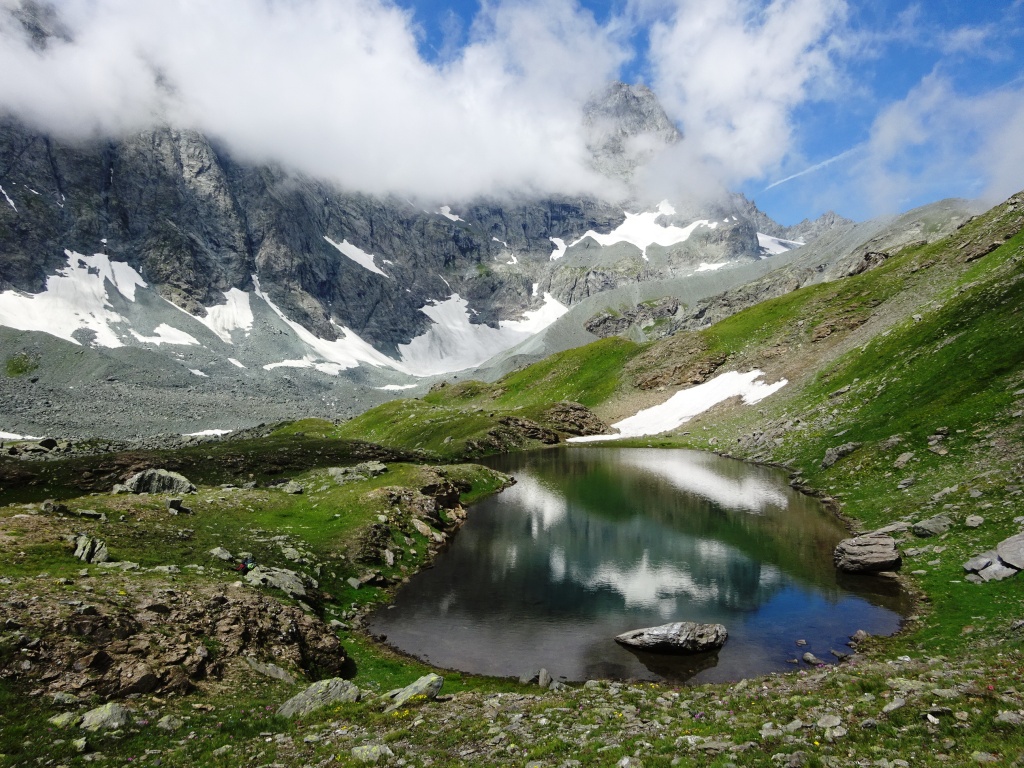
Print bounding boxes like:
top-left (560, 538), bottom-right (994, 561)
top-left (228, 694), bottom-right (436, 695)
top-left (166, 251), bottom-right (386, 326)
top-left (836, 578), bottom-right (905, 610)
top-left (5, 352), bottom-right (37, 377)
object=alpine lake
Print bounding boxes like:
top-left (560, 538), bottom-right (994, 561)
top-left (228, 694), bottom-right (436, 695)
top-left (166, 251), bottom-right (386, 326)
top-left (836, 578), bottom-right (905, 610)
top-left (369, 448), bottom-right (909, 685)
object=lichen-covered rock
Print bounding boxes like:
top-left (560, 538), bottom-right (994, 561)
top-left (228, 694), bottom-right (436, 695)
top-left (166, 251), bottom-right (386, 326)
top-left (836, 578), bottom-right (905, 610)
top-left (80, 702), bottom-right (130, 731)
top-left (382, 673), bottom-right (444, 713)
top-left (833, 534), bottom-right (902, 573)
top-left (277, 678), bottom-right (360, 717)
top-left (70, 534), bottom-right (109, 564)
top-left (614, 622), bottom-right (727, 653)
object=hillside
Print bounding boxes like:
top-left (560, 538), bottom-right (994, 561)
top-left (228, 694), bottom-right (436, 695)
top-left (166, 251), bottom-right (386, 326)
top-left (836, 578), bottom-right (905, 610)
top-left (1, 191), bottom-right (1022, 767)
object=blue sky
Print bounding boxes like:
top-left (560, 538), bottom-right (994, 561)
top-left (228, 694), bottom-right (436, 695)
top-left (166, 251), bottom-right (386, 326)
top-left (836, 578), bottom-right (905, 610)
top-left (395, 0), bottom-right (1024, 223)
top-left (2, 0), bottom-right (1023, 225)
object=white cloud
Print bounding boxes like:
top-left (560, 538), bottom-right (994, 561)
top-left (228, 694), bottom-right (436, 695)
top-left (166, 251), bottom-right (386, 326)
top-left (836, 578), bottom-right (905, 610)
top-left (854, 74), bottom-right (1024, 212)
top-left (645, 0), bottom-right (847, 187)
top-left (0, 0), bottom-right (625, 200)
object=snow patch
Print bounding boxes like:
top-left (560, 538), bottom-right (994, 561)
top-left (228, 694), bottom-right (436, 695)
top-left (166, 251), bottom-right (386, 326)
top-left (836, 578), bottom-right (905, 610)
top-left (439, 206), bottom-right (464, 222)
top-left (253, 274), bottom-right (403, 374)
top-left (0, 431), bottom-right (42, 440)
top-left (0, 251), bottom-right (147, 348)
top-left (185, 428), bottom-right (233, 437)
top-left (549, 237), bottom-right (567, 261)
top-left (397, 292), bottom-right (568, 377)
top-left (531, 282), bottom-right (539, 297)
top-left (757, 233), bottom-right (803, 255)
top-left (227, 358), bottom-right (246, 368)
top-left (196, 288), bottom-right (254, 343)
top-left (696, 262), bottom-right (728, 272)
top-left (324, 237), bottom-right (389, 278)
top-left (0, 184), bottom-right (16, 212)
top-left (570, 370), bottom-right (787, 443)
top-left (189, 369), bottom-right (208, 377)
top-left (130, 323), bottom-right (200, 346)
top-left (375, 383), bottom-right (418, 391)
top-left (570, 201), bottom-right (713, 259)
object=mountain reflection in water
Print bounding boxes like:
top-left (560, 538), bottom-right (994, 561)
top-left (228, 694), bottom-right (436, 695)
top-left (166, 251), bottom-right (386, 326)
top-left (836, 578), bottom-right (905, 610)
top-left (369, 448), bottom-right (908, 683)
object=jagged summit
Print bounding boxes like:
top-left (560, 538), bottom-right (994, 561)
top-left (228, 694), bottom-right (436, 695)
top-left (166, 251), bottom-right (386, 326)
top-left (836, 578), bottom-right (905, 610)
top-left (583, 82), bottom-right (682, 184)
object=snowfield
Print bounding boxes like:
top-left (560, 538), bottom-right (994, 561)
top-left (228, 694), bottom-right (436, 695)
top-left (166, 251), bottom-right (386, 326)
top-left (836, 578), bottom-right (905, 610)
top-left (570, 370), bottom-right (788, 442)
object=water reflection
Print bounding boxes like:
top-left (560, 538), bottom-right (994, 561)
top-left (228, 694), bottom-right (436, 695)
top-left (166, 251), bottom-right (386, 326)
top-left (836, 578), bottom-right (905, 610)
top-left (369, 448), bottom-right (908, 683)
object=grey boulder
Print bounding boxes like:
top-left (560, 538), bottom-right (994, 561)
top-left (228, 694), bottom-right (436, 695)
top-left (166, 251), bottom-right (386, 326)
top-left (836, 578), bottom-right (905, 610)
top-left (71, 535), bottom-right (109, 564)
top-left (821, 442), bottom-right (862, 469)
top-left (382, 673), bottom-right (444, 713)
top-left (833, 534), bottom-right (902, 573)
top-left (614, 621), bottom-right (728, 653)
top-left (997, 533), bottom-right (1024, 570)
top-left (125, 469), bottom-right (196, 495)
top-left (277, 678), bottom-right (360, 717)
top-left (912, 515), bottom-right (952, 537)
top-left (80, 702), bottom-right (130, 731)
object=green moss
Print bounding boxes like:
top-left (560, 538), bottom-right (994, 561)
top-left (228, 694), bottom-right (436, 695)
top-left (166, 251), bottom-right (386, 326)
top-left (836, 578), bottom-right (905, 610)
top-left (5, 352), bottom-right (37, 377)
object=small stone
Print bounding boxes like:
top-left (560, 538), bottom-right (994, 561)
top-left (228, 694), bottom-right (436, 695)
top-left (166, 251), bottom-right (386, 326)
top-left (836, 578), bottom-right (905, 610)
top-left (156, 715), bottom-right (184, 731)
top-left (211, 745), bottom-right (232, 757)
top-left (795, 639), bottom-right (807, 646)
top-left (816, 714), bottom-right (842, 729)
top-left (282, 480), bottom-right (304, 495)
top-left (72, 737), bottom-right (87, 753)
top-left (351, 744), bottom-right (394, 764)
top-left (382, 673), bottom-right (443, 713)
top-left (882, 698), bottom-right (906, 714)
top-left (995, 711), bottom-right (1024, 726)
top-left (971, 752), bottom-right (999, 764)
top-left (48, 712), bottom-right (82, 729)
top-left (209, 546), bottom-right (233, 561)
top-left (894, 452), bottom-right (915, 469)
top-left (913, 515), bottom-right (953, 537)
top-left (802, 652), bottom-right (825, 666)
top-left (538, 669), bottom-right (552, 688)
top-left (965, 515), bottom-right (984, 528)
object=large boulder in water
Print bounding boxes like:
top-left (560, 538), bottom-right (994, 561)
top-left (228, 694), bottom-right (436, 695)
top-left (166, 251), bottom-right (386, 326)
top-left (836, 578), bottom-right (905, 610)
top-left (833, 533), bottom-right (902, 573)
top-left (614, 622), bottom-right (728, 653)
top-left (124, 469), bottom-right (196, 495)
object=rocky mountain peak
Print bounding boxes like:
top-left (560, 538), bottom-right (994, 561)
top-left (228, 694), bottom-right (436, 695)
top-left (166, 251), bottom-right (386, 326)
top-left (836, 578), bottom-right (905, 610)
top-left (583, 82), bottom-right (682, 184)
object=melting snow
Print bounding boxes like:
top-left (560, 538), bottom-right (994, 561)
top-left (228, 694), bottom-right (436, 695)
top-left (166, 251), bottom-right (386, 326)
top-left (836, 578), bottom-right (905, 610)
top-left (0, 430), bottom-right (42, 440)
top-left (253, 275), bottom-right (401, 374)
top-left (189, 369), bottom-right (208, 377)
top-left (130, 323), bottom-right (200, 346)
top-left (195, 288), bottom-right (254, 343)
top-left (397, 292), bottom-right (568, 377)
top-left (570, 370), bottom-right (787, 443)
top-left (375, 383), bottom-right (418, 391)
top-left (324, 237), bottom-right (389, 278)
top-left (696, 262), bottom-right (728, 272)
top-left (439, 206), bottom-right (464, 222)
top-left (0, 251), bottom-right (146, 347)
top-left (549, 237), bottom-right (567, 261)
top-left (227, 358), bottom-right (246, 368)
top-left (0, 184), bottom-right (16, 212)
top-left (757, 233), bottom-right (804, 255)
top-left (185, 428), bottom-right (233, 436)
top-left (567, 200), bottom-right (712, 260)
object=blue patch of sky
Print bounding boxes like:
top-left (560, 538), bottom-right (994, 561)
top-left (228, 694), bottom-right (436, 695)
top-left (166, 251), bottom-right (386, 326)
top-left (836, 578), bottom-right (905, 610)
top-left (396, 0), bottom-right (1022, 224)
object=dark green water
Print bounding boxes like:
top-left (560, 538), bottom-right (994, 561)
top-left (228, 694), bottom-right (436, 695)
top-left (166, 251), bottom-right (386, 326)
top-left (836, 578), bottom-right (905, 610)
top-left (369, 448), bottom-right (908, 684)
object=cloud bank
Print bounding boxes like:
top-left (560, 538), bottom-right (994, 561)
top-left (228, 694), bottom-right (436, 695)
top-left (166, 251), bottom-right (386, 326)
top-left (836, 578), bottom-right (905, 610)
top-left (0, 0), bottom-right (1021, 215)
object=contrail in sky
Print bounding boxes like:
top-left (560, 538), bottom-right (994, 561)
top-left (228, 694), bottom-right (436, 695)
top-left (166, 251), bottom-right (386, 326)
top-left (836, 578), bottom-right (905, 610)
top-left (765, 147), bottom-right (859, 190)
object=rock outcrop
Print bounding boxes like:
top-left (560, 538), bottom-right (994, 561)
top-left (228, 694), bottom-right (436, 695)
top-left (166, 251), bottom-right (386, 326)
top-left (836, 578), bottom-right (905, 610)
top-left (123, 469), bottom-right (196, 495)
top-left (833, 533), bottom-right (902, 573)
top-left (614, 622), bottom-right (728, 653)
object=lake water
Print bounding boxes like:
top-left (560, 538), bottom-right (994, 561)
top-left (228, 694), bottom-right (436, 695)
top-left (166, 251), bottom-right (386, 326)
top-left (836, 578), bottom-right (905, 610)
top-left (369, 448), bottom-right (908, 684)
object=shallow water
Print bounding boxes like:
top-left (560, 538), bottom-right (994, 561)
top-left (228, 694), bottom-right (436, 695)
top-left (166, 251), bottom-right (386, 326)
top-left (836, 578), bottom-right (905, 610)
top-left (369, 448), bottom-right (908, 684)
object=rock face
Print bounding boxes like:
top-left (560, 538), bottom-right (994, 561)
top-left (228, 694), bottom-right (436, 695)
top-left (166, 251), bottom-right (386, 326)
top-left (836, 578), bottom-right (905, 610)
top-left (833, 533), bottom-right (902, 573)
top-left (3, 584), bottom-right (346, 700)
top-left (124, 469), bottom-right (196, 495)
top-left (277, 678), bottom-right (360, 718)
top-left (614, 622), bottom-right (728, 653)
